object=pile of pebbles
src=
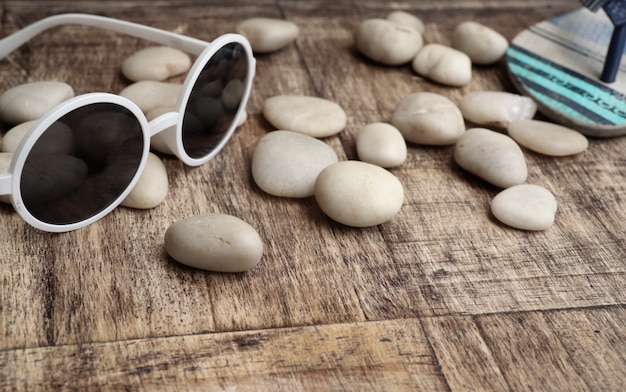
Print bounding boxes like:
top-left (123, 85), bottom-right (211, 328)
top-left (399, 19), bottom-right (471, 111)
top-left (250, 11), bottom-right (590, 236)
top-left (354, 12), bottom-right (508, 86)
top-left (350, 11), bottom-right (588, 231)
top-left (0, 11), bottom-right (591, 272)
top-left (256, 94), bottom-right (405, 228)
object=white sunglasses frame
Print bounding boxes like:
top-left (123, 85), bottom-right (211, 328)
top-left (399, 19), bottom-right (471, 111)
top-left (0, 13), bottom-right (256, 232)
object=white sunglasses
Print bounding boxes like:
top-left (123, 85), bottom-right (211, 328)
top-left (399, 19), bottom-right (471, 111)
top-left (0, 13), bottom-right (256, 232)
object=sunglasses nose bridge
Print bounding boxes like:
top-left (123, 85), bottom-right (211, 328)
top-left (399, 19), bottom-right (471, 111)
top-left (148, 111), bottom-right (178, 138)
top-left (148, 111), bottom-right (184, 159)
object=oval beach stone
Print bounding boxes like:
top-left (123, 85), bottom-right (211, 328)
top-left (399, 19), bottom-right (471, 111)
top-left (315, 161), bottom-right (404, 227)
top-left (121, 46), bottom-right (191, 82)
top-left (121, 152), bottom-right (168, 209)
top-left (454, 128), bottom-right (528, 188)
top-left (222, 79), bottom-right (245, 110)
top-left (1, 121), bottom-right (36, 152)
top-left (507, 119), bottom-right (588, 156)
top-left (452, 21), bottom-right (508, 65)
top-left (263, 95), bottom-right (347, 137)
top-left (412, 44), bottom-right (472, 86)
top-left (386, 11), bottom-right (425, 34)
top-left (119, 81), bottom-right (182, 113)
top-left (19, 155), bottom-right (88, 205)
top-left (391, 92), bottom-right (465, 145)
top-left (252, 130), bottom-right (338, 198)
top-left (0, 81), bottom-right (75, 124)
top-left (459, 91), bottom-right (537, 128)
top-left (236, 17), bottom-right (299, 53)
top-left (356, 122), bottom-right (407, 168)
top-left (491, 184), bottom-right (557, 231)
top-left (28, 122), bottom-right (75, 157)
top-left (0, 152), bottom-right (13, 203)
top-left (164, 213), bottom-right (264, 272)
top-left (354, 18), bottom-right (423, 65)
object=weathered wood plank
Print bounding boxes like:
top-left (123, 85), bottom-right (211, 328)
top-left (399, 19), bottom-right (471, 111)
top-left (545, 306), bottom-right (626, 392)
top-left (0, 319), bottom-right (447, 391)
top-left (425, 307), bottom-right (626, 392)
top-left (476, 307), bottom-right (626, 392)
top-left (2, 310), bottom-right (622, 391)
top-left (423, 316), bottom-right (510, 391)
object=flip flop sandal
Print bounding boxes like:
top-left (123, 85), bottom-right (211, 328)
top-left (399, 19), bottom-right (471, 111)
top-left (507, 1), bottom-right (626, 137)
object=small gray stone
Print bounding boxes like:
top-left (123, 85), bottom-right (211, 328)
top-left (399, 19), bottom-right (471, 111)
top-left (222, 79), bottom-right (245, 110)
top-left (236, 17), bottom-right (299, 53)
top-left (354, 18), bottom-right (424, 66)
top-left (491, 184), bottom-right (557, 231)
top-left (452, 21), bottom-right (508, 65)
top-left (386, 11), bottom-right (425, 34)
top-left (507, 119), bottom-right (588, 156)
top-left (252, 130), bottom-right (339, 198)
top-left (391, 92), bottom-right (465, 145)
top-left (356, 122), bottom-right (407, 168)
top-left (19, 155), bottom-right (88, 205)
top-left (164, 213), bottom-right (264, 272)
top-left (119, 81), bottom-right (182, 113)
top-left (412, 44), bottom-right (472, 86)
top-left (121, 46), bottom-right (191, 82)
top-left (0, 152), bottom-right (14, 203)
top-left (454, 128), bottom-right (528, 188)
top-left (29, 122), bottom-right (75, 157)
top-left (0, 81), bottom-right (75, 124)
top-left (315, 161), bottom-right (404, 227)
top-left (459, 91), bottom-right (537, 128)
top-left (263, 95), bottom-right (347, 138)
top-left (1, 121), bottom-right (36, 152)
top-left (121, 152), bottom-right (168, 209)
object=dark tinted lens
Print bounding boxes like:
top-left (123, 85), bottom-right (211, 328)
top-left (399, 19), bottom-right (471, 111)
top-left (182, 42), bottom-right (248, 159)
top-left (20, 103), bottom-right (144, 225)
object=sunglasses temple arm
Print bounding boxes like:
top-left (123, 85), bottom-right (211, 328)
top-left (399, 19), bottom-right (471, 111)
top-left (0, 13), bottom-right (210, 60)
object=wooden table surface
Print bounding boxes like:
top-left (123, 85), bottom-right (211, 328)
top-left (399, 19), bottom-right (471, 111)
top-left (1, 0), bottom-right (625, 390)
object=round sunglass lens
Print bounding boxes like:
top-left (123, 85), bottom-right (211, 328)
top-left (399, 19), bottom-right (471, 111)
top-left (20, 103), bottom-right (144, 225)
top-left (182, 42), bottom-right (249, 159)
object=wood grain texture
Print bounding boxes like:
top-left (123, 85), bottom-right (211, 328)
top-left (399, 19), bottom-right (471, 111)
top-left (1, 319), bottom-right (448, 391)
top-left (1, 0), bottom-right (624, 390)
top-left (476, 307), bottom-right (626, 391)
